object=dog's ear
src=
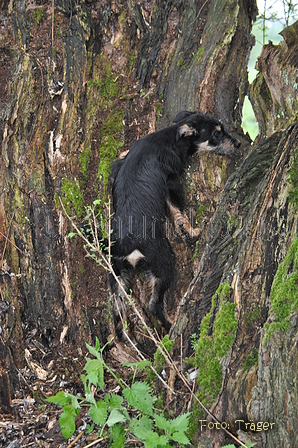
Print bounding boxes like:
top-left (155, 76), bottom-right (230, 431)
top-left (177, 124), bottom-right (198, 141)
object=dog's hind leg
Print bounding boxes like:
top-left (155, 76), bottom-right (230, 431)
top-left (148, 276), bottom-right (172, 332)
top-left (109, 260), bottom-right (133, 339)
top-left (145, 240), bottom-right (175, 332)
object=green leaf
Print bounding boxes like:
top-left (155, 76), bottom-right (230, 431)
top-left (68, 232), bottom-right (77, 239)
top-left (153, 413), bottom-right (171, 432)
top-left (46, 391), bottom-right (80, 408)
top-left (81, 374), bottom-right (89, 394)
top-left (171, 431), bottom-right (190, 444)
top-left (89, 400), bottom-right (108, 426)
top-left (85, 423), bottom-right (94, 435)
top-left (104, 393), bottom-right (123, 410)
top-left (122, 360), bottom-right (152, 370)
top-left (86, 340), bottom-right (103, 360)
top-left (86, 392), bottom-right (97, 406)
top-left (130, 416), bottom-right (153, 441)
top-left (106, 409), bottom-right (128, 427)
top-left (59, 404), bottom-right (79, 439)
top-left (109, 423), bottom-right (126, 448)
top-left (130, 416), bottom-right (169, 447)
top-left (168, 412), bottom-right (191, 434)
top-left (84, 358), bottom-right (104, 390)
top-left (144, 432), bottom-right (168, 448)
top-left (123, 382), bottom-right (156, 416)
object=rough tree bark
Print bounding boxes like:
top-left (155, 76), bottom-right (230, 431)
top-left (1, 1), bottom-right (297, 447)
top-left (170, 20), bottom-right (298, 447)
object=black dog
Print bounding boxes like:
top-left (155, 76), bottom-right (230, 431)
top-left (109, 111), bottom-right (240, 334)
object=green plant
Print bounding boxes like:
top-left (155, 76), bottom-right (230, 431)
top-left (47, 338), bottom-right (191, 446)
top-left (86, 54), bottom-right (125, 198)
top-left (222, 444), bottom-right (255, 448)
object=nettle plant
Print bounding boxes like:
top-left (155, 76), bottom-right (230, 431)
top-left (47, 338), bottom-right (191, 447)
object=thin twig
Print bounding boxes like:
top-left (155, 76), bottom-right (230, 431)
top-left (67, 430), bottom-right (84, 448)
top-left (83, 435), bottom-right (109, 448)
top-left (189, 0), bottom-right (209, 27)
top-left (0, 231), bottom-right (27, 257)
top-left (0, 210), bottom-right (16, 270)
top-left (108, 199), bottom-right (111, 264)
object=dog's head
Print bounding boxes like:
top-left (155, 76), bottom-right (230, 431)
top-left (174, 111), bottom-right (241, 157)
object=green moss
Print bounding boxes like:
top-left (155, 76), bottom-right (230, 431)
top-left (79, 146), bottom-right (91, 178)
top-left (227, 213), bottom-right (238, 232)
top-left (193, 282), bottom-right (237, 409)
top-left (118, 11), bottom-right (126, 31)
top-left (32, 7), bottom-right (45, 26)
top-left (193, 47), bottom-right (204, 62)
top-left (87, 58), bottom-right (121, 108)
top-left (61, 178), bottom-right (85, 217)
top-left (264, 237), bottom-right (298, 342)
top-left (187, 400), bottom-right (200, 441)
top-left (146, 335), bottom-right (174, 382)
top-left (97, 109), bottom-right (124, 188)
top-left (154, 335), bottom-right (174, 368)
top-left (177, 58), bottom-right (186, 69)
top-left (85, 55), bottom-right (125, 196)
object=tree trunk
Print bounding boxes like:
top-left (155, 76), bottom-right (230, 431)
top-left (1, 1), bottom-right (298, 446)
top-left (170, 20), bottom-right (298, 447)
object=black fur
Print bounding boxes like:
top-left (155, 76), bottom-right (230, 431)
top-left (109, 112), bottom-right (240, 335)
